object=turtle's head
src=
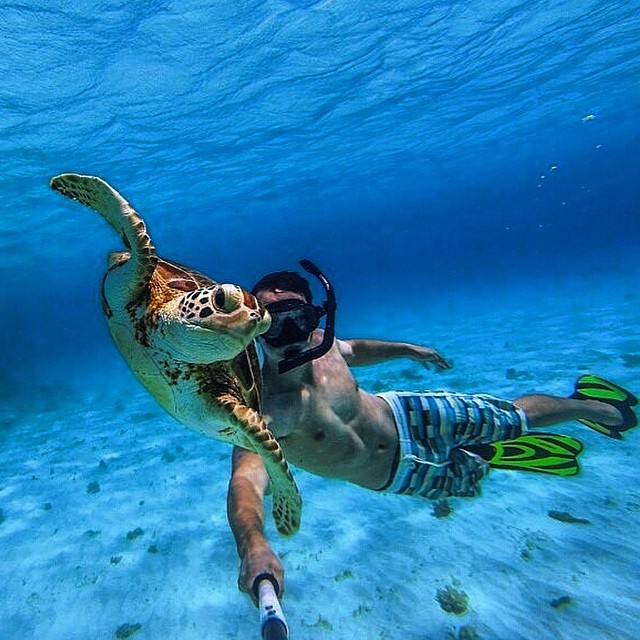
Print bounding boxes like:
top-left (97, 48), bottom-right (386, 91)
top-left (160, 284), bottom-right (271, 363)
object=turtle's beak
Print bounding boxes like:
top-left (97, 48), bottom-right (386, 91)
top-left (255, 308), bottom-right (271, 337)
top-left (240, 288), bottom-right (271, 336)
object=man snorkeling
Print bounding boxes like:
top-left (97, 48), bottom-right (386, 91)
top-left (227, 260), bottom-right (638, 605)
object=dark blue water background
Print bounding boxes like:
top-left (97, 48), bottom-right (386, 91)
top-left (1, 0), bottom-right (639, 387)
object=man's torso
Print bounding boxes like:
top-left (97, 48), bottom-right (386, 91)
top-left (262, 337), bottom-right (398, 489)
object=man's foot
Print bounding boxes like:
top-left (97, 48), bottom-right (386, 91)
top-left (570, 375), bottom-right (638, 440)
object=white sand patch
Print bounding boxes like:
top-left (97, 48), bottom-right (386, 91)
top-left (1, 271), bottom-right (639, 639)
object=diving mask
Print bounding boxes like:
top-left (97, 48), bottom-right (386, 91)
top-left (262, 299), bottom-right (326, 348)
top-left (262, 259), bottom-right (337, 374)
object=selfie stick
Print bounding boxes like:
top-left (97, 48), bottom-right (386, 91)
top-left (254, 574), bottom-right (289, 640)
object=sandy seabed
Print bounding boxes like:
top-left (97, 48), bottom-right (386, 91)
top-left (1, 271), bottom-right (639, 640)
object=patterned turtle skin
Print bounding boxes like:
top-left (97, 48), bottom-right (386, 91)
top-left (50, 173), bottom-right (301, 536)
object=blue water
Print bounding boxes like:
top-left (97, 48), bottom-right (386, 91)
top-left (2, 0), bottom-right (639, 378)
top-left (1, 2), bottom-right (640, 638)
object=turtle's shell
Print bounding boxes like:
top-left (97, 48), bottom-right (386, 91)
top-left (156, 258), bottom-right (213, 292)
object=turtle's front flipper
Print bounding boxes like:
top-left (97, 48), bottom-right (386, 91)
top-left (50, 173), bottom-right (157, 297)
top-left (219, 396), bottom-right (301, 536)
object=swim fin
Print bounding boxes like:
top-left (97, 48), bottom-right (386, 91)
top-left (570, 374), bottom-right (638, 440)
top-left (466, 433), bottom-right (584, 476)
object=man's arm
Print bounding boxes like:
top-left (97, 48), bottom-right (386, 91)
top-left (339, 338), bottom-right (452, 370)
top-left (227, 446), bottom-right (284, 605)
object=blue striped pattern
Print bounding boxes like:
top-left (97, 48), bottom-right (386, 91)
top-left (378, 391), bottom-right (526, 499)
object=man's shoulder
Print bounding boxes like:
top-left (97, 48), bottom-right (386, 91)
top-left (335, 338), bottom-right (354, 359)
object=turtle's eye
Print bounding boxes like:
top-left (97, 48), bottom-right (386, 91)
top-left (214, 284), bottom-right (243, 313)
top-left (214, 289), bottom-right (226, 310)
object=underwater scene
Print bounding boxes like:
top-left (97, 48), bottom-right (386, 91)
top-left (1, 1), bottom-right (639, 639)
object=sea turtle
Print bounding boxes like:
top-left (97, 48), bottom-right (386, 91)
top-left (50, 173), bottom-right (301, 536)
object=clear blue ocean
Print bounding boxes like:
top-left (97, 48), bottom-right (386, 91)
top-left (1, 2), bottom-right (639, 639)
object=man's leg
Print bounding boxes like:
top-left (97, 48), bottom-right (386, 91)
top-left (514, 394), bottom-right (622, 429)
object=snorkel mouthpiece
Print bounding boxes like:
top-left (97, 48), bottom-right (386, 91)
top-left (276, 259), bottom-right (337, 374)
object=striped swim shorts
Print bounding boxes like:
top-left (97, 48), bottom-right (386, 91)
top-left (377, 391), bottom-right (527, 499)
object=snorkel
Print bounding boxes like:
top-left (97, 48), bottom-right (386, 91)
top-left (276, 259), bottom-right (337, 375)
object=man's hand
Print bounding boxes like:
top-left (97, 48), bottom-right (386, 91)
top-left (238, 542), bottom-right (284, 606)
top-left (409, 345), bottom-right (452, 371)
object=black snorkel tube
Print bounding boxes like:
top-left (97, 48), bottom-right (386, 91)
top-left (277, 259), bottom-right (337, 375)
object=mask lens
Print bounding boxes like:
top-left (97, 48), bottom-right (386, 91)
top-left (263, 300), bottom-right (323, 344)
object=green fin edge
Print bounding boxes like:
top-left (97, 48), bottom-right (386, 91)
top-left (483, 434), bottom-right (583, 477)
top-left (574, 374), bottom-right (638, 405)
top-left (572, 375), bottom-right (638, 438)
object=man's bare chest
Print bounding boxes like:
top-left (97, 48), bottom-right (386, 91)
top-left (263, 381), bottom-right (359, 439)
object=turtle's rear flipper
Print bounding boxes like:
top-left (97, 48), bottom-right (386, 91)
top-left (465, 433), bottom-right (583, 476)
